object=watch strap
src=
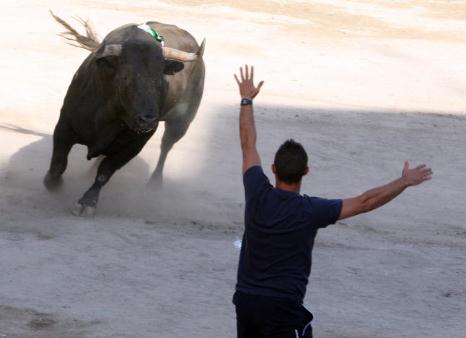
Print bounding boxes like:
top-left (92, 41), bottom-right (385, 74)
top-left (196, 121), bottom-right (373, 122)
top-left (240, 98), bottom-right (253, 106)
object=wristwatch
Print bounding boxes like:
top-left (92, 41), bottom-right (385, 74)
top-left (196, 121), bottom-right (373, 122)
top-left (240, 98), bottom-right (253, 106)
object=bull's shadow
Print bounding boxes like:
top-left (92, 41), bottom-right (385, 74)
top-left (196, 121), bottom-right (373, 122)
top-left (0, 121), bottom-right (239, 226)
top-left (0, 123), bottom-right (153, 216)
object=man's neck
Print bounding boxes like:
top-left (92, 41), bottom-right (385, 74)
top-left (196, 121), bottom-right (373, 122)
top-left (275, 180), bottom-right (301, 193)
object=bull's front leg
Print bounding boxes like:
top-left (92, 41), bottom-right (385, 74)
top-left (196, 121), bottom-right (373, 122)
top-left (72, 162), bottom-right (113, 216)
top-left (86, 121), bottom-right (125, 160)
top-left (44, 118), bottom-right (77, 190)
top-left (73, 129), bottom-right (156, 217)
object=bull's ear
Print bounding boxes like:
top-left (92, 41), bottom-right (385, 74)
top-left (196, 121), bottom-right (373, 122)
top-left (163, 60), bottom-right (184, 75)
top-left (95, 44), bottom-right (122, 70)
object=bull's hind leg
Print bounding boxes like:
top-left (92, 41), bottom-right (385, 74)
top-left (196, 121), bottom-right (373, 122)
top-left (149, 66), bottom-right (204, 187)
top-left (149, 119), bottom-right (192, 186)
top-left (73, 130), bottom-right (155, 217)
top-left (44, 118), bottom-right (76, 190)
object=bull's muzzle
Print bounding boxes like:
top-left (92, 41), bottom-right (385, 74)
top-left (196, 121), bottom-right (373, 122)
top-left (135, 114), bottom-right (158, 132)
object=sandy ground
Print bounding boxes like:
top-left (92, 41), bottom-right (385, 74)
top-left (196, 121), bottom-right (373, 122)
top-left (1, 0), bottom-right (466, 337)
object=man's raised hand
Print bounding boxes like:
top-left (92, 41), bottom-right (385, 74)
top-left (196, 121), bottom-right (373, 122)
top-left (234, 65), bottom-right (264, 100)
top-left (402, 161), bottom-right (433, 186)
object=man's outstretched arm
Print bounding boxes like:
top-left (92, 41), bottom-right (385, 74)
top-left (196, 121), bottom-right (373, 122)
top-left (234, 65), bottom-right (264, 174)
top-left (339, 161), bottom-right (433, 220)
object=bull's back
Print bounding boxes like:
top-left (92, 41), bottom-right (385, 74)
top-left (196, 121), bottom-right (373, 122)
top-left (148, 22), bottom-right (199, 52)
top-left (147, 22), bottom-right (205, 120)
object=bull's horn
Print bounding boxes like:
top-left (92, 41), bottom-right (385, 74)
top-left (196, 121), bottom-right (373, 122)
top-left (97, 44), bottom-right (122, 58)
top-left (162, 47), bottom-right (197, 62)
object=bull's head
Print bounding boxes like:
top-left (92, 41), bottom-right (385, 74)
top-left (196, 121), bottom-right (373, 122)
top-left (93, 34), bottom-right (198, 134)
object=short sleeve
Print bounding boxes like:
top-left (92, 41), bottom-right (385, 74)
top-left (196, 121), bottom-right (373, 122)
top-left (307, 197), bottom-right (343, 228)
top-left (243, 166), bottom-right (271, 201)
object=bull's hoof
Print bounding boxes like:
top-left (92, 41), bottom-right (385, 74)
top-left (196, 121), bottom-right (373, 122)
top-left (71, 202), bottom-right (96, 217)
top-left (43, 172), bottom-right (63, 191)
top-left (147, 174), bottom-right (163, 189)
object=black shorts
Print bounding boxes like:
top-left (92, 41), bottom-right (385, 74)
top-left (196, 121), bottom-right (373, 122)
top-left (233, 291), bottom-right (313, 338)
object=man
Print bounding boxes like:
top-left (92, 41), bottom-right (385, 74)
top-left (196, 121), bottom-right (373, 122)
top-left (233, 65), bottom-right (433, 338)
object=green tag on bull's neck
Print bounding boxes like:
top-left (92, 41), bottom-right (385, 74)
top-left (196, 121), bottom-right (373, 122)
top-left (137, 23), bottom-right (164, 43)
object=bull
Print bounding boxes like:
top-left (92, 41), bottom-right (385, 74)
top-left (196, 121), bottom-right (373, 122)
top-left (44, 12), bottom-right (205, 216)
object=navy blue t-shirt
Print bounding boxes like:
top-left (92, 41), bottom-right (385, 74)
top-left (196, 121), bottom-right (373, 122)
top-left (235, 166), bottom-right (342, 303)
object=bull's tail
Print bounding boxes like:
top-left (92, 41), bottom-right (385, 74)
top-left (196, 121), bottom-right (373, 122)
top-left (49, 10), bottom-right (100, 51)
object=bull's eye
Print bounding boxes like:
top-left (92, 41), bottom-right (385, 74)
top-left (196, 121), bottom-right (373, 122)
top-left (96, 57), bottom-right (117, 72)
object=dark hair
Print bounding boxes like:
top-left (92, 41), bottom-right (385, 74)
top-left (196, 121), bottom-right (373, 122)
top-left (273, 139), bottom-right (308, 184)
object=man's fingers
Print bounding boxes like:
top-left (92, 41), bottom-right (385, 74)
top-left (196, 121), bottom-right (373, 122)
top-left (250, 81), bottom-right (264, 98)
top-left (418, 166), bottom-right (431, 173)
top-left (403, 160), bottom-right (433, 185)
top-left (424, 169), bottom-right (433, 177)
top-left (236, 64), bottom-right (263, 98)
top-left (252, 81), bottom-right (264, 98)
top-left (414, 167), bottom-right (432, 182)
top-left (415, 167), bottom-right (432, 184)
top-left (234, 74), bottom-right (240, 85)
top-left (415, 164), bottom-right (426, 170)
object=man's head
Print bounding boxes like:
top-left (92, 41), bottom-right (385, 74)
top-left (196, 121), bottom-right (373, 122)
top-left (272, 139), bottom-right (309, 185)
